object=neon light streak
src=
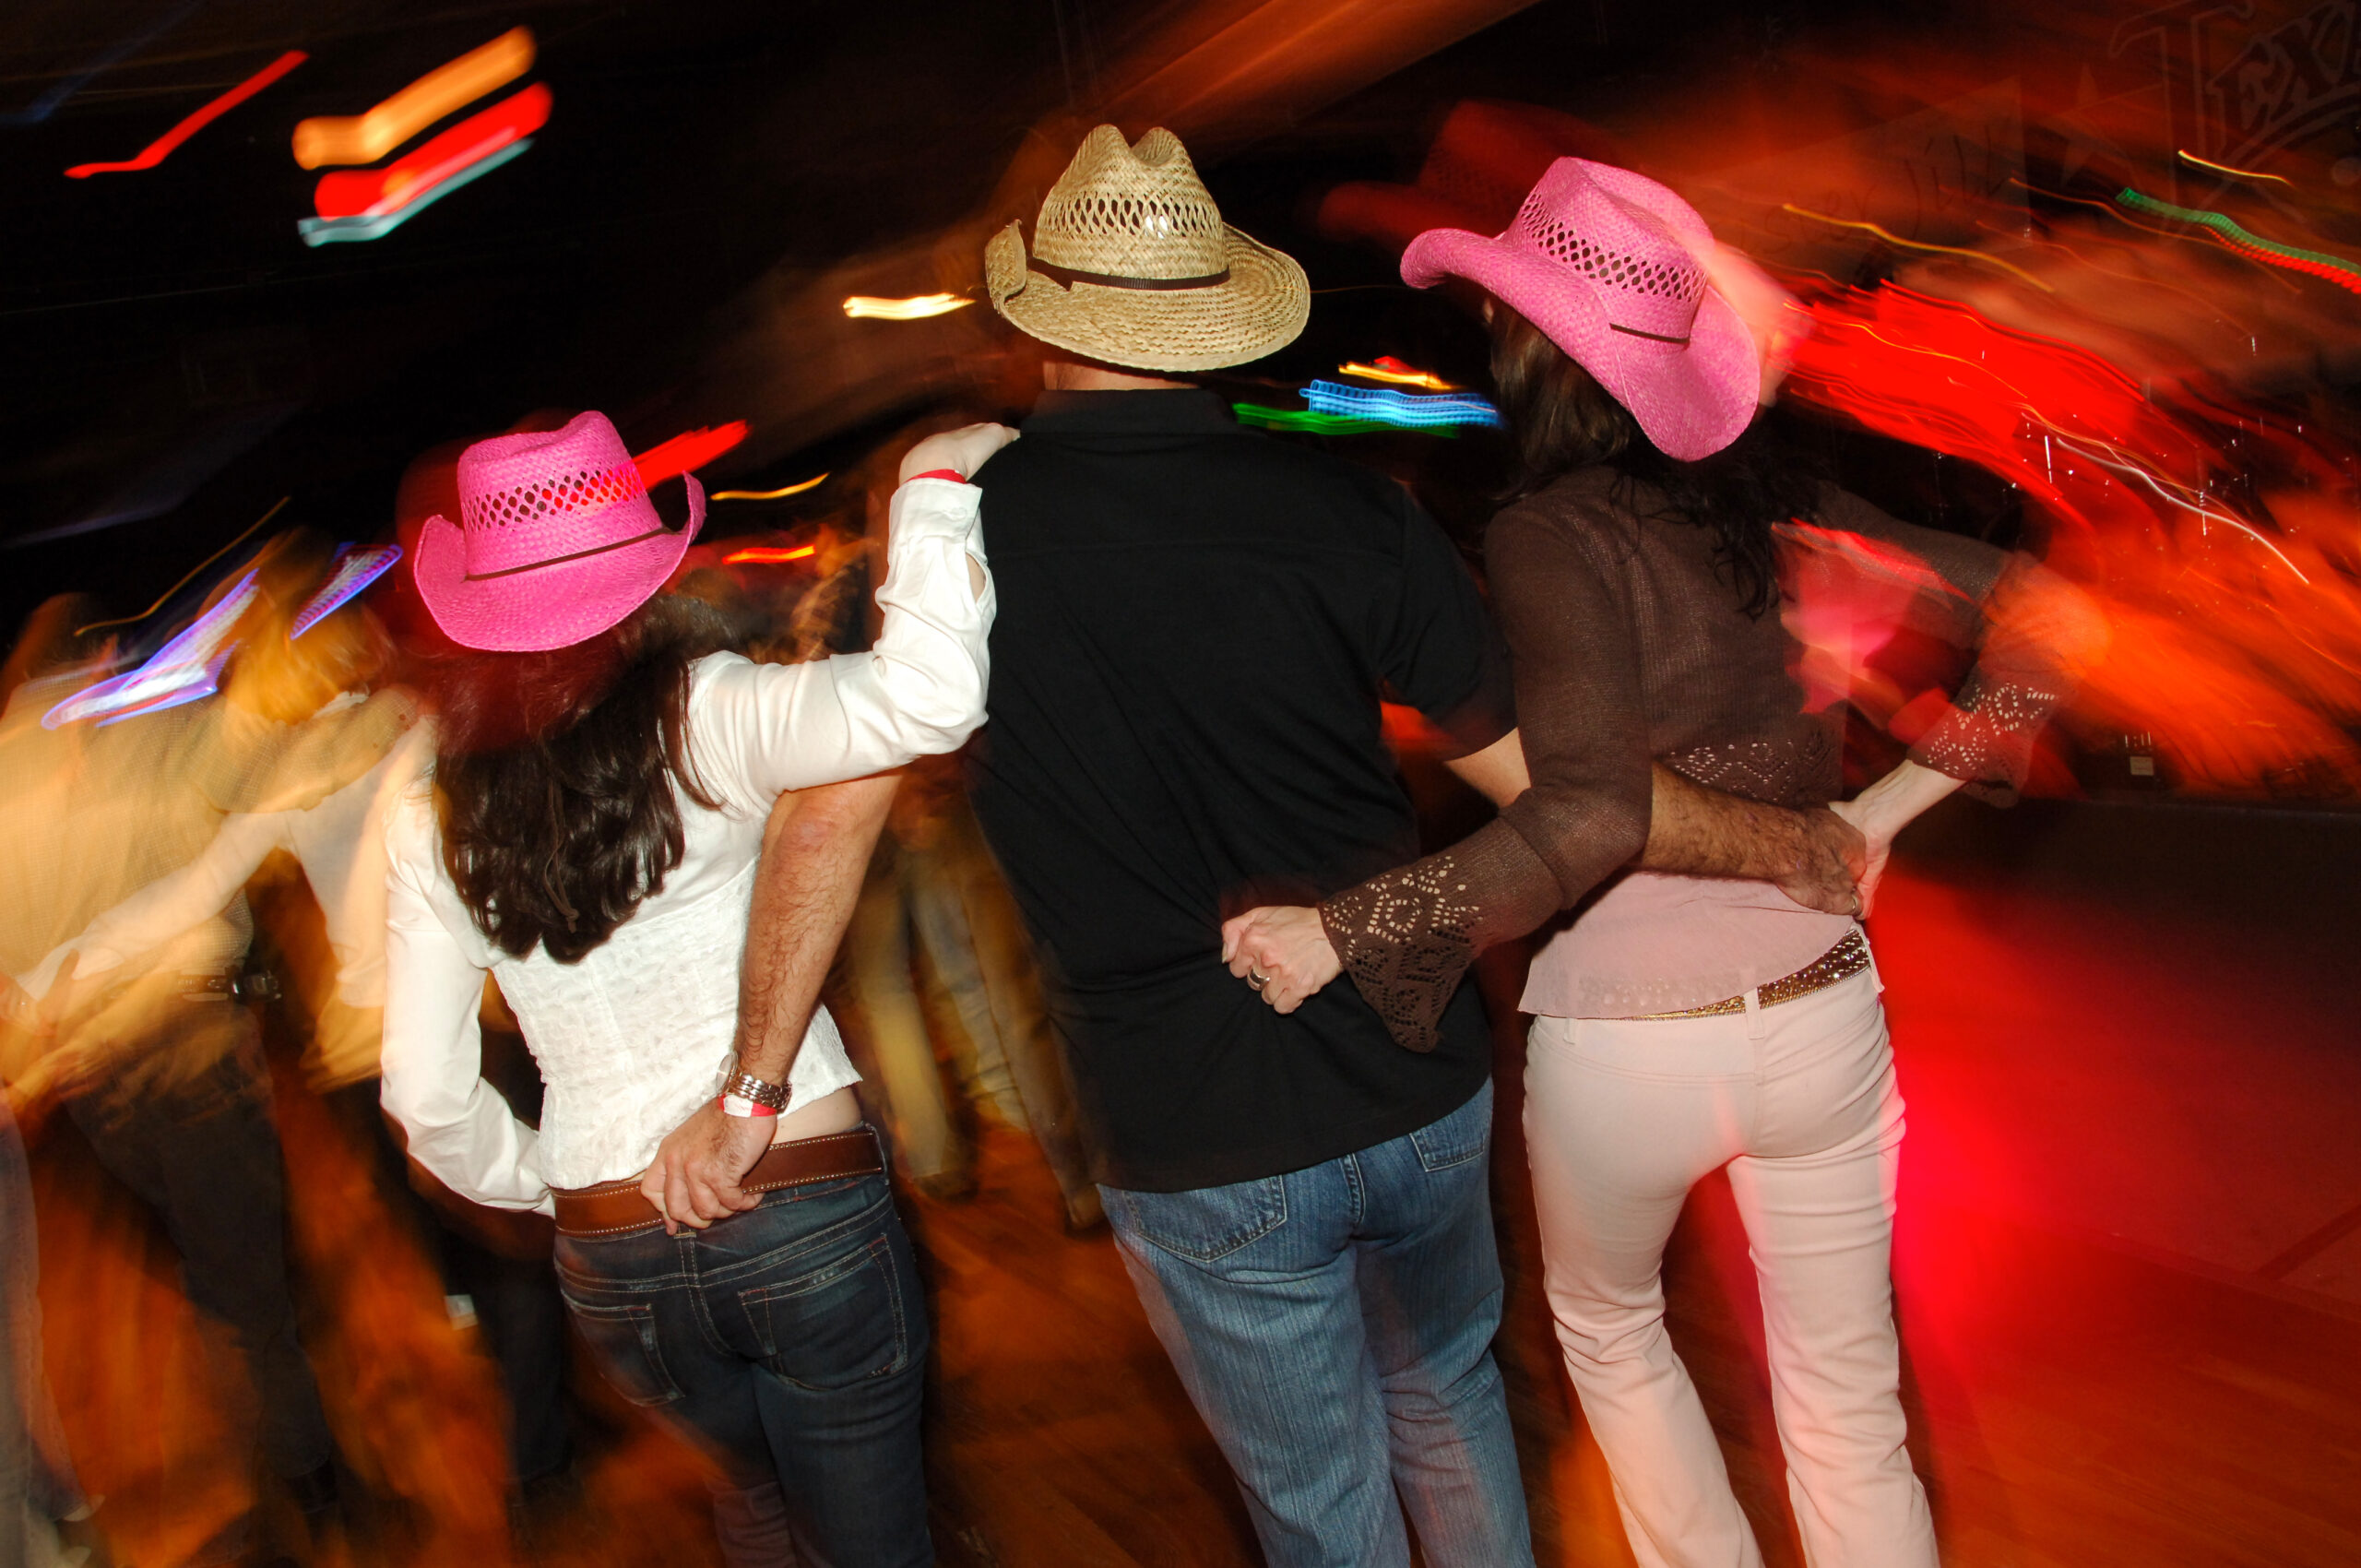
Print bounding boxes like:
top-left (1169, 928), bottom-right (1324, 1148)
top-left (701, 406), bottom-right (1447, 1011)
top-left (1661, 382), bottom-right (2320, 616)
top-left (65, 50), bottom-right (306, 176)
top-left (723, 545), bottom-right (818, 564)
top-left (634, 423), bottom-right (749, 487)
top-left (1232, 403), bottom-right (1457, 437)
top-left (1, 0), bottom-right (203, 127)
top-left (312, 83), bottom-right (548, 219)
top-left (1302, 380), bottom-right (1501, 428)
top-left (2177, 149), bottom-right (2294, 187)
top-left (1339, 356), bottom-right (1459, 391)
top-left (713, 475), bottom-right (828, 501)
top-left (1779, 205), bottom-right (2055, 292)
top-left (292, 26), bottom-right (534, 170)
top-left (2115, 188), bottom-right (2361, 296)
top-left (45, 572), bottom-right (258, 730)
top-left (291, 544), bottom-right (402, 637)
top-left (298, 138), bottom-right (531, 245)
top-left (842, 294), bottom-right (973, 320)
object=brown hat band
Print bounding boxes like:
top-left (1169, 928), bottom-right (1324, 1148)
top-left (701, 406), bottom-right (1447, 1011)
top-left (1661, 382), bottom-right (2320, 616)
top-left (1029, 255), bottom-right (1234, 292)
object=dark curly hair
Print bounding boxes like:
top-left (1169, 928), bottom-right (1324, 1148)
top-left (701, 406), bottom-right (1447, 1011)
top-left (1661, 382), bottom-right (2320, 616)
top-left (428, 595), bottom-right (733, 964)
top-left (1487, 299), bottom-right (1821, 617)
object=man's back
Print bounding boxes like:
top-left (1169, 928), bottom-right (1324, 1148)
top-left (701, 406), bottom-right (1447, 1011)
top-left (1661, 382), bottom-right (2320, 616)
top-left (969, 388), bottom-right (1513, 1190)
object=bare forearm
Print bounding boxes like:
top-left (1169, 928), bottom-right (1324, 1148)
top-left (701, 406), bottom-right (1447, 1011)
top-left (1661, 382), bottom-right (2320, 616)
top-left (1642, 765), bottom-right (1863, 915)
top-left (731, 774), bottom-right (900, 1084)
top-left (1442, 729), bottom-right (1530, 808)
top-left (1642, 765), bottom-right (1805, 876)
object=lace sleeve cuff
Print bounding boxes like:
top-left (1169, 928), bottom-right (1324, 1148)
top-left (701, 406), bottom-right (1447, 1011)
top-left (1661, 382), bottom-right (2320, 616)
top-left (1316, 822), bottom-right (1562, 1052)
top-left (1907, 671), bottom-right (2066, 789)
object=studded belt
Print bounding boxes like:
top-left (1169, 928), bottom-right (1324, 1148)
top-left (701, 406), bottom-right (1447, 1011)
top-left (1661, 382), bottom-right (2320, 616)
top-left (1630, 929), bottom-right (1871, 1020)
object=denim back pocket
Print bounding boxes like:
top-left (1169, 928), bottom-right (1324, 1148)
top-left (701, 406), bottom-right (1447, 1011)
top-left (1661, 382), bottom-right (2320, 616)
top-left (1108, 1176), bottom-right (1287, 1263)
top-left (1409, 1085), bottom-right (1492, 1172)
top-left (562, 1300), bottom-right (682, 1407)
top-left (737, 1235), bottom-right (913, 1392)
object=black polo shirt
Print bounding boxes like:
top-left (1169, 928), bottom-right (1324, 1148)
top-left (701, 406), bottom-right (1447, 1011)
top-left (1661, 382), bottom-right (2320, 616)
top-left (966, 388), bottom-right (1514, 1192)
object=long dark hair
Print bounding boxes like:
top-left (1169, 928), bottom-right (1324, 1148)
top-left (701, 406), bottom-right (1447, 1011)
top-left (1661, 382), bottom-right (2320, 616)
top-left (1488, 301), bottom-right (1821, 617)
top-left (429, 595), bottom-right (732, 964)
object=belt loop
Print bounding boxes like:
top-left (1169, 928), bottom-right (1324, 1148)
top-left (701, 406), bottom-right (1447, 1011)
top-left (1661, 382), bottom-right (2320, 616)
top-left (1858, 921), bottom-right (1885, 996)
top-left (1742, 985), bottom-right (1768, 1041)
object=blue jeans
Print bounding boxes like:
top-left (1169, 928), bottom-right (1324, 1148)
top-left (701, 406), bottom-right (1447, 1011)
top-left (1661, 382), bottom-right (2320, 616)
top-left (1101, 1082), bottom-right (1534, 1568)
top-left (554, 1158), bottom-right (931, 1568)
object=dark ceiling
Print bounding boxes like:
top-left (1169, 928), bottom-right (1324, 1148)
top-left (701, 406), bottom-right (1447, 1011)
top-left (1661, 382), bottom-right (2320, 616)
top-left (0, 0), bottom-right (1908, 636)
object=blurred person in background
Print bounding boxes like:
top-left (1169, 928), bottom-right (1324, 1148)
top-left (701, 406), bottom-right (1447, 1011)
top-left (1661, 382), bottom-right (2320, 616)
top-left (806, 457), bottom-right (1097, 1225)
top-left (46, 538), bottom-right (587, 1550)
top-left (1231, 160), bottom-right (2107, 1568)
top-left (944, 125), bottom-right (1861, 1568)
top-left (0, 600), bottom-right (114, 1568)
top-left (833, 754), bottom-right (1097, 1225)
top-left (0, 549), bottom-right (416, 1564)
top-left (376, 411), bottom-right (994, 1568)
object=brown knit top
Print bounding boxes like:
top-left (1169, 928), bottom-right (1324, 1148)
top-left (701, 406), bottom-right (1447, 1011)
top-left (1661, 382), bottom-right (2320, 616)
top-left (1319, 466), bottom-right (2102, 1051)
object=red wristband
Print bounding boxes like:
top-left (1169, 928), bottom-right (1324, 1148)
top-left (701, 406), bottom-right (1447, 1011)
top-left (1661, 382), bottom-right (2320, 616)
top-left (717, 1094), bottom-right (778, 1118)
top-left (907, 469), bottom-right (969, 485)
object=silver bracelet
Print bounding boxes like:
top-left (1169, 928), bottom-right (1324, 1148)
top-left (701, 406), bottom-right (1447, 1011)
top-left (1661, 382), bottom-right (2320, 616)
top-left (722, 1069), bottom-right (790, 1112)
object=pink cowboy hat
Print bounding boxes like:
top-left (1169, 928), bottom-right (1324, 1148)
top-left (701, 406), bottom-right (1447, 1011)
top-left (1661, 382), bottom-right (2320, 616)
top-left (413, 410), bottom-right (705, 652)
top-left (1401, 158), bottom-right (1759, 461)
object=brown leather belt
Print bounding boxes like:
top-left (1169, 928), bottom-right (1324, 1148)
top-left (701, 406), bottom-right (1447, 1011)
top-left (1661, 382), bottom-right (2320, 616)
top-left (552, 1127), bottom-right (885, 1239)
top-left (1630, 929), bottom-right (1872, 1020)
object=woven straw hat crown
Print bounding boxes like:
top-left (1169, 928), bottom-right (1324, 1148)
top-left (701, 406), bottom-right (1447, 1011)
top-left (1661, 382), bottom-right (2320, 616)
top-left (986, 125), bottom-right (1309, 373)
top-left (1033, 127), bottom-right (1230, 281)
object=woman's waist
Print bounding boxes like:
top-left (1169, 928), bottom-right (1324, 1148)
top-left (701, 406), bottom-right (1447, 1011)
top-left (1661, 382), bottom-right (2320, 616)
top-left (1524, 873), bottom-right (1855, 1017)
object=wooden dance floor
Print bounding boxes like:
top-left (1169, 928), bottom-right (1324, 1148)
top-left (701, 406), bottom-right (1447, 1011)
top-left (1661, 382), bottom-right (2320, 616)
top-left (30, 798), bottom-right (2361, 1566)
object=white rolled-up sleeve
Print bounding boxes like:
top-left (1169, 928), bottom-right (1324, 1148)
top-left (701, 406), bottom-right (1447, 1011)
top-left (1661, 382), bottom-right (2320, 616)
top-left (691, 477), bottom-right (993, 808)
top-left (379, 792), bottom-right (552, 1214)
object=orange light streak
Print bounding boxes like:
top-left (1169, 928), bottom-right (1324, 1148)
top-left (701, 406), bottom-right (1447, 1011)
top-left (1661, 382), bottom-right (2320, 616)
top-left (1779, 205), bottom-right (2055, 292)
top-left (1339, 356), bottom-right (1458, 390)
top-left (292, 27), bottom-right (533, 171)
top-left (2177, 149), bottom-right (2294, 187)
top-left (711, 474), bottom-right (828, 501)
top-left (723, 545), bottom-right (817, 565)
top-left (842, 294), bottom-right (973, 320)
top-left (65, 50), bottom-right (306, 177)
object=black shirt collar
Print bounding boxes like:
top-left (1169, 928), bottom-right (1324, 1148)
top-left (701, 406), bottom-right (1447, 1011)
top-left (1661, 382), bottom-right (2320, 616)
top-left (1022, 388), bottom-right (1243, 437)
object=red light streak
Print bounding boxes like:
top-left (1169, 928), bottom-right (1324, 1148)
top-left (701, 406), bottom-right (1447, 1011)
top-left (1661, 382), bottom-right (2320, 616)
top-left (633, 422), bottom-right (748, 487)
top-left (1782, 281), bottom-right (2361, 796)
top-left (65, 50), bottom-right (307, 178)
top-left (312, 83), bottom-right (550, 220)
top-left (722, 545), bottom-right (817, 564)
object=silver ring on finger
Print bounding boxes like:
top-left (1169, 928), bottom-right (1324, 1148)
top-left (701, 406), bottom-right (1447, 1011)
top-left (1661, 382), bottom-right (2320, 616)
top-left (1248, 969), bottom-right (1270, 991)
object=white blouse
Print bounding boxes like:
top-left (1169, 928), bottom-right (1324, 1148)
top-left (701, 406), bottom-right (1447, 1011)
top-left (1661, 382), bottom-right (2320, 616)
top-left (379, 479), bottom-right (991, 1209)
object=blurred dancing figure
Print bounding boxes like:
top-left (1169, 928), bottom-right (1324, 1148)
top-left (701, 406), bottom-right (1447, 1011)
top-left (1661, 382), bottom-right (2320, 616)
top-left (0, 569), bottom-right (412, 1560)
top-left (1237, 161), bottom-right (2106, 1568)
top-left (377, 412), bottom-right (993, 1568)
top-left (52, 552), bottom-right (583, 1528)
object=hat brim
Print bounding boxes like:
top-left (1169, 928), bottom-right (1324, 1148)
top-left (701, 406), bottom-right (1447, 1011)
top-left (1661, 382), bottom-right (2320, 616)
top-left (987, 221), bottom-right (1310, 373)
top-left (1403, 226), bottom-right (1760, 462)
top-left (413, 476), bottom-right (706, 653)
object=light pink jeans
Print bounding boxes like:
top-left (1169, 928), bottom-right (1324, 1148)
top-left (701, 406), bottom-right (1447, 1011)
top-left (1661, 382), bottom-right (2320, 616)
top-left (1524, 961), bottom-right (1936, 1568)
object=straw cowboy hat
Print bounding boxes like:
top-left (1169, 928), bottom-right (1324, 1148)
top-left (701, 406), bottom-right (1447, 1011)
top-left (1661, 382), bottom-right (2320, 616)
top-left (987, 125), bottom-right (1310, 373)
top-left (1402, 158), bottom-right (1761, 461)
top-left (413, 410), bottom-right (704, 652)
